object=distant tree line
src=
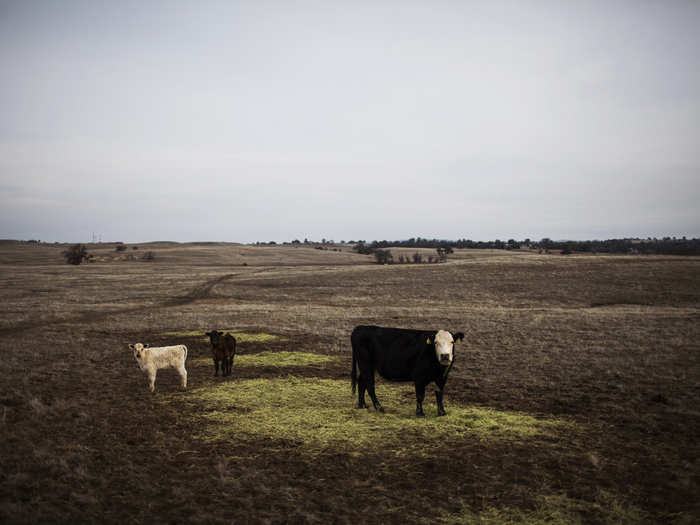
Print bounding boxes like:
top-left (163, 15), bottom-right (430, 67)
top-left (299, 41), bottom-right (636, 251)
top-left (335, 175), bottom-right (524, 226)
top-left (251, 236), bottom-right (700, 256)
top-left (534, 237), bottom-right (700, 255)
top-left (351, 237), bottom-right (700, 256)
top-left (354, 243), bottom-right (451, 265)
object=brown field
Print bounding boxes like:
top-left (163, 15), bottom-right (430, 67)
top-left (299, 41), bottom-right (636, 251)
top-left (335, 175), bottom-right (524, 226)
top-left (1, 242), bottom-right (699, 524)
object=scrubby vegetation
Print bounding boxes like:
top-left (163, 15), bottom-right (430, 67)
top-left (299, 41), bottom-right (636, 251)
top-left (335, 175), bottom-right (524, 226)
top-left (62, 243), bottom-right (89, 265)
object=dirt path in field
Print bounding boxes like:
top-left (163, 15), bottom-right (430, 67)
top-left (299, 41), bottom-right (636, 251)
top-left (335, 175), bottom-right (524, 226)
top-left (0, 273), bottom-right (241, 335)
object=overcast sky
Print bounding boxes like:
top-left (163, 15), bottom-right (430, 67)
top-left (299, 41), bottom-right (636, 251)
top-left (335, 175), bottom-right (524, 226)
top-left (1, 1), bottom-right (698, 243)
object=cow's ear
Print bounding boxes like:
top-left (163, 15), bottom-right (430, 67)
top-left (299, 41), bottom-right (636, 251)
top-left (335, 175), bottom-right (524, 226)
top-left (128, 344), bottom-right (134, 349)
top-left (144, 343), bottom-right (150, 348)
top-left (426, 337), bottom-right (432, 345)
top-left (452, 332), bottom-right (465, 343)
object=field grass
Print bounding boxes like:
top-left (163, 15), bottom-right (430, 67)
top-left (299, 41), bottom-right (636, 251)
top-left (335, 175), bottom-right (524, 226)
top-left (167, 374), bottom-right (574, 454)
top-left (160, 330), bottom-right (280, 343)
top-left (189, 350), bottom-right (339, 369)
top-left (1, 242), bottom-right (699, 524)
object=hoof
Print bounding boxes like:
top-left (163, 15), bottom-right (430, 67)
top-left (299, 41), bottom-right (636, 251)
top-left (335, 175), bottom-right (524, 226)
top-left (416, 412), bottom-right (425, 418)
top-left (377, 406), bottom-right (385, 413)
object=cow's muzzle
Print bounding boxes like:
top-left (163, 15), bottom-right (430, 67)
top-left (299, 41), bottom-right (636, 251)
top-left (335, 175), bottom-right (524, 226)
top-left (439, 354), bottom-right (451, 363)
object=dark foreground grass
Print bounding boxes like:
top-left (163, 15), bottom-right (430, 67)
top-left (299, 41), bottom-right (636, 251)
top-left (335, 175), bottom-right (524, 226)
top-left (432, 492), bottom-right (650, 525)
top-left (161, 351), bottom-right (655, 524)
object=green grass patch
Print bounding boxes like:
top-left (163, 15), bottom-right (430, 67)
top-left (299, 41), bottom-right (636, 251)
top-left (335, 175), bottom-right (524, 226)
top-left (160, 330), bottom-right (279, 343)
top-left (190, 351), bottom-right (340, 369)
top-left (167, 376), bottom-right (575, 455)
top-left (434, 492), bottom-right (649, 525)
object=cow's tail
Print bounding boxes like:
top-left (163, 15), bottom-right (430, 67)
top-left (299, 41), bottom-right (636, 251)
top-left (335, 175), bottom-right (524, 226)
top-left (351, 349), bottom-right (357, 396)
top-left (182, 345), bottom-right (188, 361)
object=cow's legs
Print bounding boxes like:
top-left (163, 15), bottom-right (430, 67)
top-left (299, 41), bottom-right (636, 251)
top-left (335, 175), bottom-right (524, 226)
top-left (366, 378), bottom-right (384, 413)
top-left (415, 382), bottom-right (426, 417)
top-left (356, 375), bottom-right (368, 409)
top-left (435, 389), bottom-right (446, 416)
top-left (213, 359), bottom-right (219, 376)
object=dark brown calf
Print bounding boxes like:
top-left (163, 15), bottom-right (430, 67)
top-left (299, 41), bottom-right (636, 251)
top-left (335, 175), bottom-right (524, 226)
top-left (205, 330), bottom-right (237, 376)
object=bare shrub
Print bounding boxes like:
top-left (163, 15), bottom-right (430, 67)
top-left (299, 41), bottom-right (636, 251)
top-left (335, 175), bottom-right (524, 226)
top-left (63, 244), bottom-right (88, 265)
top-left (141, 251), bottom-right (155, 261)
top-left (374, 249), bottom-right (393, 265)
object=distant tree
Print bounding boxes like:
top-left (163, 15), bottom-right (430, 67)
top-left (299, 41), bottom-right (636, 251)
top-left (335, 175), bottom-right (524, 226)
top-left (63, 244), bottom-right (88, 265)
top-left (374, 249), bottom-right (393, 265)
top-left (116, 245), bottom-right (127, 252)
top-left (354, 242), bottom-right (375, 255)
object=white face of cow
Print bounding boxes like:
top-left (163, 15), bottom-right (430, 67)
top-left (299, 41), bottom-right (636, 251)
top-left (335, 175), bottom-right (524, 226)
top-left (129, 343), bottom-right (149, 361)
top-left (434, 330), bottom-right (454, 365)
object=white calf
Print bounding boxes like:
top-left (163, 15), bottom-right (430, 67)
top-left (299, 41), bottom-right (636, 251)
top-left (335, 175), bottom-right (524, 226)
top-left (130, 343), bottom-right (188, 393)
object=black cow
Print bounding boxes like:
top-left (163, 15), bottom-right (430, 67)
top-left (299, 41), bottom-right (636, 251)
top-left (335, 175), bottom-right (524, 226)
top-left (351, 325), bottom-right (465, 417)
top-left (205, 330), bottom-right (237, 376)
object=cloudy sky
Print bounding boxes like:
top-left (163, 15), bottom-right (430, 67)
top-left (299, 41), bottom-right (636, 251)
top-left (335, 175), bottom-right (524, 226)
top-left (1, 1), bottom-right (698, 243)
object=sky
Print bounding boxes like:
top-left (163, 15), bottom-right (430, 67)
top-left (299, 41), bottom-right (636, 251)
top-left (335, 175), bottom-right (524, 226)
top-left (1, 0), bottom-right (699, 243)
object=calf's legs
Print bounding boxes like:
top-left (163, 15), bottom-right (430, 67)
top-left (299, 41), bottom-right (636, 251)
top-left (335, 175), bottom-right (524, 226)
top-left (147, 369), bottom-right (157, 393)
top-left (177, 365), bottom-right (187, 390)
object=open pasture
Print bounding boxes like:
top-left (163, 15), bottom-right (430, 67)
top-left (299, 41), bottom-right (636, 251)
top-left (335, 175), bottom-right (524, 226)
top-left (1, 242), bottom-right (699, 523)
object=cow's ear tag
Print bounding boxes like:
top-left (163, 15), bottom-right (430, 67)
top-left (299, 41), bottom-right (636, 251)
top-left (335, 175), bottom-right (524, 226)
top-left (426, 337), bottom-right (432, 345)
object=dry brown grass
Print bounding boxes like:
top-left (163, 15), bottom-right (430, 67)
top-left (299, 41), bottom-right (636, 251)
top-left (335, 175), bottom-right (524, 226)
top-left (1, 242), bottom-right (699, 523)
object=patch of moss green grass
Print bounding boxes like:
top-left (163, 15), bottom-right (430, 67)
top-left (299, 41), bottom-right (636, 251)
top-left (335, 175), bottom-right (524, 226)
top-left (190, 351), bottom-right (340, 369)
top-left (433, 492), bottom-right (649, 525)
top-left (167, 376), bottom-right (575, 456)
top-left (160, 330), bottom-right (279, 343)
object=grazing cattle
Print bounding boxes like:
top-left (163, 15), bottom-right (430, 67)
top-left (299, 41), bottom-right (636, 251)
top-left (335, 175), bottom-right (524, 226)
top-left (351, 326), bottom-right (465, 416)
top-left (130, 343), bottom-right (187, 393)
top-left (205, 330), bottom-right (237, 376)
